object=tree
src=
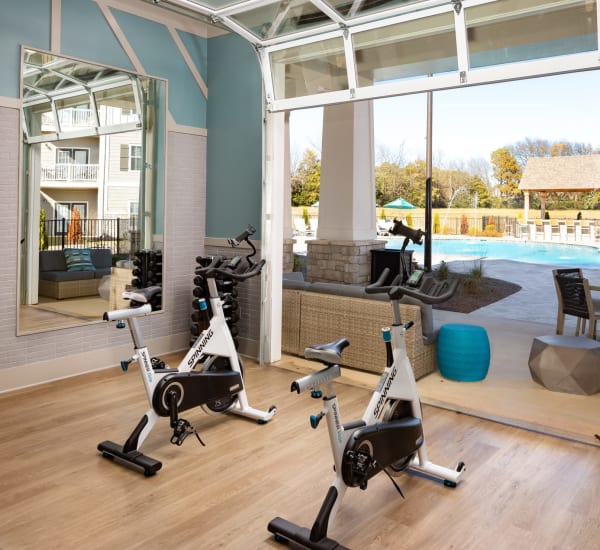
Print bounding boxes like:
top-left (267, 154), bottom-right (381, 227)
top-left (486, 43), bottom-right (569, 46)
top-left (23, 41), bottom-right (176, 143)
top-left (39, 209), bottom-right (48, 250)
top-left (375, 161), bottom-right (404, 206)
top-left (468, 175), bottom-right (492, 208)
top-left (509, 137), bottom-right (596, 169)
top-left (490, 148), bottom-right (522, 204)
top-left (291, 149), bottom-right (320, 206)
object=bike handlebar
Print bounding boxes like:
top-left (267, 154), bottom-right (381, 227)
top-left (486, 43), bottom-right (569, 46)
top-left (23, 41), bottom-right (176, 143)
top-left (196, 257), bottom-right (265, 281)
top-left (366, 267), bottom-right (459, 304)
top-left (195, 224), bottom-right (263, 281)
top-left (391, 220), bottom-right (425, 245)
top-left (228, 224), bottom-right (256, 247)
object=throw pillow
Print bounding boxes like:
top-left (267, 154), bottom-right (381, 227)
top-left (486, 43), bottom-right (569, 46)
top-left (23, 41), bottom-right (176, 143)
top-left (64, 248), bottom-right (95, 272)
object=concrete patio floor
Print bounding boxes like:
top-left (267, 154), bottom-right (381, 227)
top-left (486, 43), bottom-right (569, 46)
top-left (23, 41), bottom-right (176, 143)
top-left (420, 259), bottom-right (600, 446)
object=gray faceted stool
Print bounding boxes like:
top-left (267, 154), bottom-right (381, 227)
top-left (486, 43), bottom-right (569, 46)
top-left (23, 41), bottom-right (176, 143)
top-left (528, 335), bottom-right (600, 395)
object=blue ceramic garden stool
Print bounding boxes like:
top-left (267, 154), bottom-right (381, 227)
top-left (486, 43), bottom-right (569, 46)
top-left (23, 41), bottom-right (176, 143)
top-left (436, 324), bottom-right (491, 381)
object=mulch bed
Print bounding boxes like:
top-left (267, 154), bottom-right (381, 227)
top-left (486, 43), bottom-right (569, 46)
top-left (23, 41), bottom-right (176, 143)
top-left (433, 277), bottom-right (522, 314)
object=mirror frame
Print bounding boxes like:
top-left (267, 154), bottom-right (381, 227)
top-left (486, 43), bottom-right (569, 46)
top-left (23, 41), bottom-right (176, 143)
top-left (17, 47), bottom-right (167, 335)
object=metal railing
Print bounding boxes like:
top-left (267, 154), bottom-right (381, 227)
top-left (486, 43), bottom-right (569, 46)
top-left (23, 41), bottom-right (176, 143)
top-left (42, 108), bottom-right (95, 129)
top-left (42, 217), bottom-right (137, 254)
top-left (395, 215), bottom-right (519, 237)
top-left (41, 163), bottom-right (99, 182)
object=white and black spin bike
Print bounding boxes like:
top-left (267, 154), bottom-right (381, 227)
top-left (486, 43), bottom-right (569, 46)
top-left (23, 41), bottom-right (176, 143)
top-left (98, 225), bottom-right (276, 476)
top-left (268, 224), bottom-right (465, 549)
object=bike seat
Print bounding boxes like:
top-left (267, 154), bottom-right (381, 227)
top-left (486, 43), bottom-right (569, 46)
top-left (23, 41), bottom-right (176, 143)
top-left (122, 285), bottom-right (162, 303)
top-left (304, 337), bottom-right (350, 365)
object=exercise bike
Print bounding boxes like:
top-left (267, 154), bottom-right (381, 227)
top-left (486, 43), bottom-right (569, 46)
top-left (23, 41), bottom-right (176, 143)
top-left (98, 225), bottom-right (276, 476)
top-left (268, 224), bottom-right (465, 549)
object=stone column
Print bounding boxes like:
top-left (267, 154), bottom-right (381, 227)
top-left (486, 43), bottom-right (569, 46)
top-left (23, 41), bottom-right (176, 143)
top-left (306, 100), bottom-right (381, 284)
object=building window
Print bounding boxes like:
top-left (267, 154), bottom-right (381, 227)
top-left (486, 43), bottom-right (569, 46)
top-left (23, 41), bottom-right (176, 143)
top-left (129, 145), bottom-right (142, 171)
top-left (121, 144), bottom-right (142, 171)
top-left (57, 148), bottom-right (89, 165)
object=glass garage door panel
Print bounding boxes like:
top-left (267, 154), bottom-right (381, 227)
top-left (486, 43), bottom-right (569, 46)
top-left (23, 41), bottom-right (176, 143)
top-left (353, 11), bottom-right (458, 87)
top-left (270, 37), bottom-right (348, 100)
top-left (466, 0), bottom-right (598, 69)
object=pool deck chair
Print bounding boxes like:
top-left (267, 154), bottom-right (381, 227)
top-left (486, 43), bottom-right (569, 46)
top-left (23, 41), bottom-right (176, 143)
top-left (553, 268), bottom-right (600, 339)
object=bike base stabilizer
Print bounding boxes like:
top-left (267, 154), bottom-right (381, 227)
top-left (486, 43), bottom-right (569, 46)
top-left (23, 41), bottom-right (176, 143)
top-left (98, 440), bottom-right (162, 477)
top-left (268, 517), bottom-right (349, 550)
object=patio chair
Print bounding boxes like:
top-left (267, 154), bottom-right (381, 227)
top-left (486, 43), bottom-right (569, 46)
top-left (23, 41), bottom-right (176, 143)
top-left (377, 220), bottom-right (391, 236)
top-left (293, 217), bottom-right (314, 237)
top-left (553, 268), bottom-right (600, 339)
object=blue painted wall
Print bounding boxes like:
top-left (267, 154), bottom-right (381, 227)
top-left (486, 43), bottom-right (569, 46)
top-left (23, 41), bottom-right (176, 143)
top-left (206, 34), bottom-right (263, 239)
top-left (0, 0), bottom-right (51, 98)
top-left (0, 0), bottom-right (208, 130)
top-left (0, 1), bottom-right (264, 239)
top-left (112, 9), bottom-right (207, 128)
top-left (61, 0), bottom-right (133, 71)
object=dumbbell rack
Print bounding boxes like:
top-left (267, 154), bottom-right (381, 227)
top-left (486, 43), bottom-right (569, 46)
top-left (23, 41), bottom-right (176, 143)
top-left (130, 249), bottom-right (163, 310)
top-left (191, 256), bottom-right (241, 349)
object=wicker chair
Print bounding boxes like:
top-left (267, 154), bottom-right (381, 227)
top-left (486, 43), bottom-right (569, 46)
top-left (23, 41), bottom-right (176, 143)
top-left (553, 268), bottom-right (600, 339)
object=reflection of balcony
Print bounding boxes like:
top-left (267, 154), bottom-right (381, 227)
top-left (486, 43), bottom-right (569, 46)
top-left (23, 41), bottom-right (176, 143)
top-left (41, 107), bottom-right (140, 131)
top-left (42, 108), bottom-right (95, 130)
top-left (41, 163), bottom-right (99, 182)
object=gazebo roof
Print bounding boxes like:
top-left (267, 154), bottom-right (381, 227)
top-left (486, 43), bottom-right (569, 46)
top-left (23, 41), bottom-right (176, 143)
top-left (519, 155), bottom-right (600, 193)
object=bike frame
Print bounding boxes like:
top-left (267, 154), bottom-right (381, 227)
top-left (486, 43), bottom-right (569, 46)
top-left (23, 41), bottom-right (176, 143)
top-left (299, 297), bottom-right (463, 526)
top-left (103, 273), bottom-right (271, 451)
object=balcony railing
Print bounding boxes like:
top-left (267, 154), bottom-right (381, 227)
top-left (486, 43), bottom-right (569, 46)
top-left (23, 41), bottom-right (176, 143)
top-left (42, 217), bottom-right (138, 255)
top-left (41, 107), bottom-right (140, 131)
top-left (41, 108), bottom-right (95, 130)
top-left (41, 163), bottom-right (99, 182)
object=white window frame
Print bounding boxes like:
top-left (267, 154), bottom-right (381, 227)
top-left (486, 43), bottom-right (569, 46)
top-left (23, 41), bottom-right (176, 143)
top-left (129, 144), bottom-right (143, 172)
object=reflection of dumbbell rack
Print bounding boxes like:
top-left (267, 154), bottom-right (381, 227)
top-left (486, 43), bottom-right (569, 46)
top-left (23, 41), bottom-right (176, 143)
top-left (130, 249), bottom-right (163, 311)
top-left (191, 256), bottom-right (240, 348)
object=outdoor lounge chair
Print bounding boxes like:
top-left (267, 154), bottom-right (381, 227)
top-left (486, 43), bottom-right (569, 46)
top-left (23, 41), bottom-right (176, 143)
top-left (553, 268), bottom-right (600, 339)
top-left (377, 220), bottom-right (391, 235)
top-left (293, 217), bottom-right (314, 237)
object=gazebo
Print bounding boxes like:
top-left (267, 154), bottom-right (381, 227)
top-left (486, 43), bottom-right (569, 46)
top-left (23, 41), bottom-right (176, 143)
top-left (519, 155), bottom-right (600, 220)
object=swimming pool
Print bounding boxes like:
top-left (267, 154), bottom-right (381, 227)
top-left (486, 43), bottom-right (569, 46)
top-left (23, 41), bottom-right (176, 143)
top-left (385, 238), bottom-right (600, 268)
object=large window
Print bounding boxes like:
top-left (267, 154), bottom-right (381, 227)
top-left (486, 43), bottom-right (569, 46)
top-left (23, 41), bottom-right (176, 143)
top-left (270, 37), bottom-right (348, 100)
top-left (465, 0), bottom-right (598, 70)
top-left (353, 11), bottom-right (457, 87)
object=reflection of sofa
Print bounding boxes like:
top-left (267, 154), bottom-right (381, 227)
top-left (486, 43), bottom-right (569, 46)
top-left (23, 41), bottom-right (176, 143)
top-left (39, 248), bottom-right (112, 300)
top-left (282, 276), bottom-right (438, 380)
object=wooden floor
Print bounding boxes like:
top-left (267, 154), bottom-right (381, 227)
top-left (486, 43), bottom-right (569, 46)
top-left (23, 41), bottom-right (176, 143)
top-left (1, 355), bottom-right (600, 549)
top-left (18, 296), bottom-right (107, 333)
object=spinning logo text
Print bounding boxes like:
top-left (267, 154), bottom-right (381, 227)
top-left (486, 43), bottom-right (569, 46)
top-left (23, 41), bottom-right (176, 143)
top-left (187, 329), bottom-right (214, 367)
top-left (373, 366), bottom-right (397, 417)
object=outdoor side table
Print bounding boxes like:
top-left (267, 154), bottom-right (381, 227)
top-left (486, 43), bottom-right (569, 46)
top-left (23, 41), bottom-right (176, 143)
top-left (528, 335), bottom-right (600, 395)
top-left (436, 324), bottom-right (490, 381)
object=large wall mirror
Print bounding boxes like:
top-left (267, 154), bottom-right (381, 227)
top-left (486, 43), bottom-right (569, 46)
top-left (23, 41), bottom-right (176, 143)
top-left (18, 48), bottom-right (166, 335)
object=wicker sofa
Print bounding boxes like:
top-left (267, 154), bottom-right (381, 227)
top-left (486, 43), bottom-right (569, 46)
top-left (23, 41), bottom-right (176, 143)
top-left (39, 248), bottom-right (112, 300)
top-left (282, 276), bottom-right (438, 380)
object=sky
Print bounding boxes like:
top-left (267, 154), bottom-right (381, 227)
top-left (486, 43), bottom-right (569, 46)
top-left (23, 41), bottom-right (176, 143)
top-left (289, 70), bottom-right (600, 169)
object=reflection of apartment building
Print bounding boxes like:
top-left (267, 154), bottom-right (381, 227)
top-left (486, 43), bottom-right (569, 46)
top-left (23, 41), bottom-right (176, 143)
top-left (39, 108), bottom-right (141, 231)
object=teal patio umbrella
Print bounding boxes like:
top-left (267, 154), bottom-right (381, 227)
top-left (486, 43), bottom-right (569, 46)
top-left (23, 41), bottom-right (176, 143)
top-left (383, 198), bottom-right (416, 209)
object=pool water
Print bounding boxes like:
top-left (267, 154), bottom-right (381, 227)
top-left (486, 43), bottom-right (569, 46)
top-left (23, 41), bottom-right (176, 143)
top-left (385, 238), bottom-right (600, 268)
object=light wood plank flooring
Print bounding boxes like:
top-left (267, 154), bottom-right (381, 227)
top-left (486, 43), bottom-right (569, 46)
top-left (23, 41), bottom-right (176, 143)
top-left (1, 356), bottom-right (599, 549)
